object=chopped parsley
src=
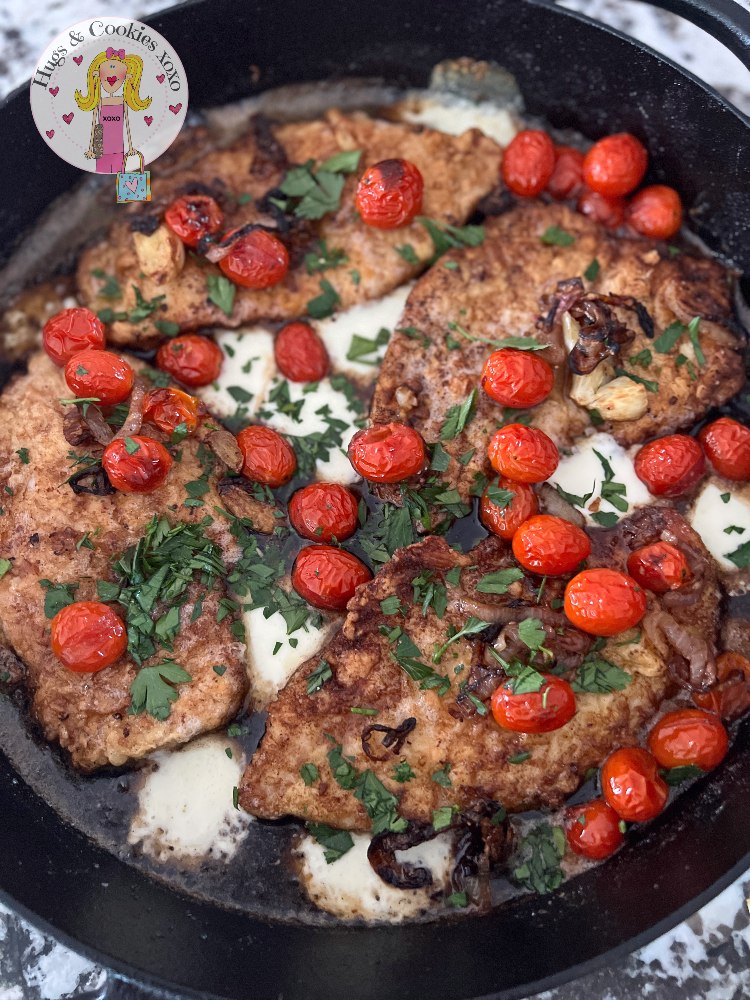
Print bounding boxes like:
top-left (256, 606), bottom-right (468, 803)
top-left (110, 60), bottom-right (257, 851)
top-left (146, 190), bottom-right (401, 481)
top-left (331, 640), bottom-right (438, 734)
top-left (571, 655), bottom-right (631, 693)
top-left (430, 443), bottom-right (451, 472)
top-left (306, 279), bottom-right (341, 319)
top-left (346, 327), bottom-right (390, 364)
top-left (508, 752), bottom-right (532, 764)
top-left (15, 448), bottom-right (30, 464)
top-left (155, 319), bottom-right (181, 337)
top-left (653, 316), bottom-right (704, 365)
top-left (446, 321), bottom-right (547, 352)
top-left (726, 539), bottom-right (750, 568)
top-left (476, 568), bottom-right (523, 595)
top-left (206, 273), bottom-right (236, 316)
top-left (307, 659), bottom-right (333, 695)
top-left (300, 763), bottom-right (320, 786)
top-left (0, 558), bottom-right (11, 579)
top-left (308, 822), bottom-right (355, 863)
top-left (327, 742), bottom-right (406, 834)
top-left (724, 525), bottom-right (745, 535)
top-left (91, 268), bottom-right (122, 299)
top-left (629, 348), bottom-right (653, 369)
top-left (412, 570), bottom-right (448, 619)
top-left (129, 286), bottom-right (166, 323)
top-left (129, 660), bottom-right (192, 721)
top-left (440, 389), bottom-right (477, 441)
top-left (594, 448), bottom-right (629, 514)
top-left (486, 482), bottom-right (514, 509)
top-left (417, 217), bottom-right (484, 262)
top-left (39, 580), bottom-right (78, 618)
top-left (383, 626), bottom-right (451, 695)
top-left (276, 152), bottom-right (360, 220)
top-left (583, 258), bottom-right (600, 281)
top-left (446, 891), bottom-right (468, 908)
top-left (540, 226), bottom-right (575, 247)
top-left (432, 805), bottom-right (458, 831)
top-left (614, 367), bottom-right (659, 393)
top-left (304, 239), bottom-right (348, 274)
top-left (512, 823), bottom-right (566, 894)
top-left (431, 763), bottom-right (453, 787)
top-left (396, 243), bottom-right (420, 264)
top-left (432, 617), bottom-right (491, 664)
top-left (518, 618), bottom-right (551, 656)
top-left (661, 764), bottom-right (704, 786)
top-left (392, 761), bottom-right (416, 783)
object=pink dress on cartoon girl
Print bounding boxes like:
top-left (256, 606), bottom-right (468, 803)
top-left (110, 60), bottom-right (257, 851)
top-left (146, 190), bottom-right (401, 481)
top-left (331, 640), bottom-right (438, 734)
top-left (96, 99), bottom-right (125, 174)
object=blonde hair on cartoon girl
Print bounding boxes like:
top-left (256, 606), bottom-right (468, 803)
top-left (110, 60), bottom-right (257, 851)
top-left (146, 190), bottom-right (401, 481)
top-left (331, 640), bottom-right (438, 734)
top-left (75, 52), bottom-right (152, 112)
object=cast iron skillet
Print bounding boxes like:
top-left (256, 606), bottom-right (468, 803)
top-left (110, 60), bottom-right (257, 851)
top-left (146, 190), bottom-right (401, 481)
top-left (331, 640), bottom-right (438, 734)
top-left (1, 1), bottom-right (750, 998)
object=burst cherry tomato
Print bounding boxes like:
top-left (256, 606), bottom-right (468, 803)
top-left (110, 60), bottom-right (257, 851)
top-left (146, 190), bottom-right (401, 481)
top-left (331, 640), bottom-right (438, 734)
top-left (601, 747), bottom-right (668, 822)
top-left (626, 541), bottom-right (692, 594)
top-left (156, 334), bottom-right (223, 388)
top-left (648, 708), bottom-right (728, 772)
top-left (355, 158), bottom-right (424, 229)
top-left (102, 435), bottom-right (173, 493)
top-left (564, 799), bottom-right (625, 860)
top-left (694, 651), bottom-right (750, 720)
top-left (634, 434), bottom-right (705, 497)
top-left (582, 133), bottom-right (648, 197)
top-left (564, 568), bottom-right (646, 636)
top-left (50, 600), bottom-right (127, 673)
top-left (43, 307), bottom-right (105, 367)
top-left (487, 424), bottom-right (559, 484)
top-left (626, 185), bottom-right (683, 240)
top-left (236, 425), bottom-right (296, 487)
top-left (292, 545), bottom-right (372, 611)
top-left (480, 349), bottom-right (554, 409)
top-left (512, 515), bottom-right (591, 576)
top-left (348, 423), bottom-right (426, 483)
top-left (274, 321), bottom-right (329, 382)
top-left (218, 228), bottom-right (289, 289)
top-left (164, 194), bottom-right (224, 248)
top-left (699, 417), bottom-right (750, 482)
top-left (547, 145), bottom-right (585, 200)
top-left (64, 349), bottom-right (134, 407)
top-left (491, 673), bottom-right (576, 734)
top-left (577, 189), bottom-right (626, 228)
top-left (143, 386), bottom-right (201, 435)
top-left (479, 477), bottom-right (538, 540)
top-left (288, 483), bottom-right (359, 543)
top-left (501, 130), bottom-right (556, 198)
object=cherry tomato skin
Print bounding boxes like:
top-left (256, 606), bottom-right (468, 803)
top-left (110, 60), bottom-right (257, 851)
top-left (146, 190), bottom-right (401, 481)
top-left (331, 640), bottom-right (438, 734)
top-left (143, 387), bottom-right (201, 435)
top-left (626, 185), bottom-right (683, 240)
top-left (288, 483), bottom-right (359, 543)
top-left (236, 425), bottom-right (297, 487)
top-left (582, 133), bottom-right (648, 198)
top-left (501, 130), bottom-right (556, 198)
top-left (699, 417), bottom-right (750, 482)
top-left (102, 435), bottom-right (173, 493)
top-left (634, 434), bottom-right (705, 497)
top-left (218, 228), bottom-right (289, 289)
top-left (648, 709), bottom-right (729, 771)
top-left (292, 545), bottom-right (372, 611)
top-left (274, 321), bottom-right (329, 383)
top-left (487, 424), bottom-right (559, 484)
top-left (480, 349), bottom-right (554, 409)
top-left (601, 747), bottom-right (668, 822)
top-left (50, 600), bottom-right (127, 673)
top-left (564, 799), bottom-right (625, 860)
top-left (355, 158), bottom-right (424, 229)
top-left (348, 423), bottom-right (426, 483)
top-left (479, 477), bottom-right (538, 541)
top-left (491, 674), bottom-right (576, 734)
top-left (564, 568), bottom-right (647, 636)
top-left (156, 335), bottom-right (223, 388)
top-left (577, 188), bottom-right (626, 229)
top-left (164, 194), bottom-right (224, 248)
top-left (64, 349), bottom-right (134, 407)
top-left (43, 307), bottom-right (105, 367)
top-left (626, 541), bottom-right (692, 594)
top-left (512, 515), bottom-right (591, 576)
top-left (547, 145), bottom-right (585, 200)
top-left (693, 651), bottom-right (750, 721)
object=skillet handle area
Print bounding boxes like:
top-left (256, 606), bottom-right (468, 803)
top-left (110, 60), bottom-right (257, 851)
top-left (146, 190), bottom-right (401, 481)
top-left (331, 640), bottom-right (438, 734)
top-left (640, 0), bottom-right (750, 69)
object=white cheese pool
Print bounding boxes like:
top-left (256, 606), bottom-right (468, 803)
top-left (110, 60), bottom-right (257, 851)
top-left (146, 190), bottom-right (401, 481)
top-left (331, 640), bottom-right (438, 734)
top-left (395, 93), bottom-right (518, 146)
top-left (689, 481), bottom-right (750, 571)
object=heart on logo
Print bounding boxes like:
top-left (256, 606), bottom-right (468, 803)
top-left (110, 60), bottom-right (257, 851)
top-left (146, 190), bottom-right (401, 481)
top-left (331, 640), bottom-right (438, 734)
top-left (144, 115), bottom-right (153, 126)
top-left (106, 76), bottom-right (117, 86)
top-left (46, 130), bottom-right (55, 139)
top-left (125, 177), bottom-right (139, 193)
top-left (62, 112), bottom-right (74, 124)
top-left (73, 55), bottom-right (83, 65)
top-left (156, 73), bottom-right (165, 83)
top-left (169, 103), bottom-right (182, 115)
top-left (49, 86), bottom-right (59, 96)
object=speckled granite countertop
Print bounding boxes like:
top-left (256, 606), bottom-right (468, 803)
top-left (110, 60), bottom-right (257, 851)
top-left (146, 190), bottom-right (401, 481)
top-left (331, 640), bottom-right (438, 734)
top-left (1, 1), bottom-right (749, 998)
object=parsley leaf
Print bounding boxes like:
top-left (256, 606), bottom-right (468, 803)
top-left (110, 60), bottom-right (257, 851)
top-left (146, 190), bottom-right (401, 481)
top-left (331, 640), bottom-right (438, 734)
top-left (518, 618), bottom-right (550, 654)
top-left (396, 243), bottom-right (420, 264)
top-left (476, 568), bottom-right (524, 595)
top-left (614, 367), bottom-right (659, 393)
top-left (300, 763), bottom-right (320, 786)
top-left (571, 656), bottom-right (631, 693)
top-left (385, 627), bottom-right (451, 695)
top-left (129, 660), bottom-right (192, 721)
top-left (512, 823), bottom-right (566, 894)
top-left (129, 286), bottom-right (166, 323)
top-left (39, 580), bottom-right (78, 618)
top-left (417, 217), bottom-right (484, 261)
top-left (91, 268), bottom-right (122, 299)
top-left (583, 258), bottom-right (600, 281)
top-left (206, 273), bottom-right (236, 316)
top-left (304, 239), bottom-right (348, 274)
top-left (541, 226), bottom-right (575, 247)
top-left (432, 805), bottom-right (458, 831)
top-left (307, 279), bottom-right (341, 319)
top-left (307, 659), bottom-right (333, 695)
top-left (346, 327), bottom-right (390, 364)
top-left (431, 763), bottom-right (453, 787)
top-left (15, 447), bottom-right (30, 464)
top-left (0, 558), bottom-right (12, 579)
top-left (661, 764), bottom-right (704, 786)
top-left (432, 617), bottom-right (491, 663)
top-left (393, 761), bottom-right (416, 783)
top-left (727, 540), bottom-right (750, 568)
top-left (308, 822), bottom-right (355, 864)
top-left (440, 389), bottom-right (477, 441)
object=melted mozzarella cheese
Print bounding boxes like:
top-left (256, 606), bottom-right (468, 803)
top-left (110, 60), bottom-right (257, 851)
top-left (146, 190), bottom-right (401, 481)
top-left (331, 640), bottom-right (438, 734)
top-left (395, 94), bottom-right (518, 146)
top-left (198, 327), bottom-right (275, 420)
top-left (689, 481), bottom-right (750, 570)
top-left (315, 285), bottom-right (412, 377)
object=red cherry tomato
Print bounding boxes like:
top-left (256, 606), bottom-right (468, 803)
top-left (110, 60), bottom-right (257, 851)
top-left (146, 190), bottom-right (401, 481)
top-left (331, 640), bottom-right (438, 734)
top-left (50, 600), bottom-right (127, 673)
top-left (156, 334), bottom-right (223, 388)
top-left (693, 651), bottom-right (750, 721)
top-left (102, 435), bottom-right (173, 493)
top-left (292, 544), bottom-right (372, 611)
top-left (164, 194), bottom-right (224, 248)
top-left (274, 321), bottom-right (329, 383)
top-left (626, 541), bottom-right (692, 594)
top-left (626, 185), bottom-right (683, 240)
top-left (564, 568), bottom-right (646, 636)
top-left (479, 477), bottom-right (538, 541)
top-left (601, 747), bottom-right (668, 822)
top-left (43, 307), bottom-right (105, 367)
top-left (501, 130), bottom-right (556, 198)
top-left (699, 417), bottom-right (750, 482)
top-left (348, 423), bottom-right (426, 483)
top-left (634, 434), bottom-right (705, 497)
top-left (64, 349), bottom-right (134, 407)
top-left (512, 515), bottom-right (591, 576)
top-left (491, 673), bottom-right (576, 734)
top-left (487, 424), bottom-right (559, 484)
top-left (582, 133), bottom-right (648, 197)
top-left (236, 425), bottom-right (297, 487)
top-left (288, 483), bottom-right (359, 543)
top-left (564, 799), bottom-right (625, 860)
top-left (547, 145), bottom-right (585, 200)
top-left (648, 708), bottom-right (728, 771)
top-left (218, 228), bottom-right (289, 289)
top-left (480, 348), bottom-right (554, 409)
top-left (143, 387), bottom-right (201, 435)
top-left (577, 188), bottom-right (626, 228)
top-left (355, 158), bottom-right (424, 229)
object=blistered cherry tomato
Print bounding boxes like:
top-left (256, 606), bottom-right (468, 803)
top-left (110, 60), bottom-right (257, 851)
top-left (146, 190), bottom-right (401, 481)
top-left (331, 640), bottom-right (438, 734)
top-left (102, 435), bottom-right (173, 493)
top-left (694, 651), bottom-right (750, 721)
top-left (64, 349), bottom-right (134, 407)
top-left (164, 194), bottom-right (224, 247)
top-left (626, 541), bottom-right (692, 594)
top-left (274, 321), bottom-right (329, 382)
top-left (288, 483), bottom-right (359, 543)
top-left (634, 434), bottom-right (705, 497)
top-left (512, 515), bottom-right (591, 576)
top-left (479, 477), bottom-right (538, 541)
top-left (699, 417), bottom-right (750, 482)
top-left (156, 334), bottom-right (223, 388)
top-left (648, 709), bottom-right (728, 772)
top-left (582, 133), bottom-right (648, 197)
top-left (564, 568), bottom-right (646, 636)
top-left (43, 307), bottom-right (105, 367)
top-left (547, 145), bottom-right (585, 200)
top-left (491, 673), bottom-right (576, 734)
top-left (601, 747), bottom-right (668, 822)
top-left (236, 425), bottom-right (296, 487)
top-left (501, 130), bottom-right (556, 198)
top-left (480, 348), bottom-right (554, 409)
top-left (626, 185), bottom-right (683, 240)
top-left (348, 423), bottom-right (426, 483)
top-left (355, 158), bottom-right (424, 229)
top-left (143, 386), bottom-right (201, 435)
top-left (292, 545), bottom-right (372, 611)
top-left (218, 228), bottom-right (289, 288)
top-left (487, 424), bottom-right (559, 484)
top-left (564, 799), bottom-right (625, 860)
top-left (50, 600), bottom-right (127, 673)
top-left (577, 188), bottom-right (626, 228)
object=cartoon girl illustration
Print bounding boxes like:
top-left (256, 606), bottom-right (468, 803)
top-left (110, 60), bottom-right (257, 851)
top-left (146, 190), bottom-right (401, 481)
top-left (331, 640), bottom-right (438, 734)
top-left (74, 48), bottom-right (151, 173)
